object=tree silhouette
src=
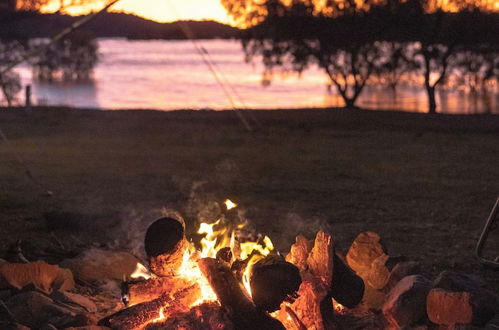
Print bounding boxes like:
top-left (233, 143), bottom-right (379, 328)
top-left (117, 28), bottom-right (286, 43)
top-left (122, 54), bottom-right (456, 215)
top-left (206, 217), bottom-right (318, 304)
top-left (32, 31), bottom-right (98, 81)
top-left (224, 0), bottom-right (499, 113)
top-left (0, 39), bottom-right (24, 106)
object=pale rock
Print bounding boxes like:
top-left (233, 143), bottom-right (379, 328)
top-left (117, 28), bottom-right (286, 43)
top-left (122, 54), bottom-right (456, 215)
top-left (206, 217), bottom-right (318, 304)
top-left (346, 231), bottom-right (387, 278)
top-left (60, 248), bottom-right (140, 282)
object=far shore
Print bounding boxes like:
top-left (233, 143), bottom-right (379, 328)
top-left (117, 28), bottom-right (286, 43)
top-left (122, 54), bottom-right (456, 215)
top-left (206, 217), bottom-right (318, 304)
top-left (1, 106), bottom-right (498, 290)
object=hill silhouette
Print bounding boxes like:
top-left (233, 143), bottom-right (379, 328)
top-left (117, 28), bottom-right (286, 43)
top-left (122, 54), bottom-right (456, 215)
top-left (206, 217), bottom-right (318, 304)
top-left (0, 10), bottom-right (241, 39)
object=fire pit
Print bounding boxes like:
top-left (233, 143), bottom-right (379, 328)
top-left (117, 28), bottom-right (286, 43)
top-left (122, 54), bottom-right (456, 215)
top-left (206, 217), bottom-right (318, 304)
top-left (1, 199), bottom-right (497, 329)
top-left (98, 200), bottom-right (365, 329)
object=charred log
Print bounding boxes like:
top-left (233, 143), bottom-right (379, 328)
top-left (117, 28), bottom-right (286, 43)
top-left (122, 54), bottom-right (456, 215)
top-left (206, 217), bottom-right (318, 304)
top-left (216, 247), bottom-right (232, 264)
top-left (198, 257), bottom-right (285, 330)
top-left (144, 217), bottom-right (188, 277)
top-left (99, 285), bottom-right (199, 330)
top-left (99, 293), bottom-right (175, 330)
top-left (249, 255), bottom-right (301, 312)
top-left (145, 302), bottom-right (232, 330)
top-left (330, 253), bottom-right (365, 309)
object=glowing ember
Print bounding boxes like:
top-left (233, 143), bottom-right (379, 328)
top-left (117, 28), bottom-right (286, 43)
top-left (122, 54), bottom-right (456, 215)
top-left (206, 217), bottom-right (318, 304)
top-left (333, 299), bottom-right (347, 314)
top-left (225, 199), bottom-right (237, 210)
top-left (151, 307), bottom-right (166, 323)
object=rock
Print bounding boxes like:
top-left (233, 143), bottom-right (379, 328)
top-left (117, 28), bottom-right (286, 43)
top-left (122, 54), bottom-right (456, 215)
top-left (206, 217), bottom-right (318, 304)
top-left (384, 261), bottom-right (421, 292)
top-left (5, 291), bottom-right (57, 328)
top-left (39, 324), bottom-right (58, 330)
top-left (382, 275), bottom-right (432, 329)
top-left (1, 324), bottom-right (31, 330)
top-left (346, 232), bottom-right (387, 278)
top-left (4, 291), bottom-right (94, 329)
top-left (50, 290), bottom-right (97, 313)
top-left (60, 248), bottom-right (140, 282)
top-left (0, 261), bottom-right (75, 294)
top-left (66, 327), bottom-right (111, 330)
top-left (0, 289), bottom-right (12, 300)
top-left (427, 271), bottom-right (497, 326)
top-left (366, 255), bottom-right (407, 289)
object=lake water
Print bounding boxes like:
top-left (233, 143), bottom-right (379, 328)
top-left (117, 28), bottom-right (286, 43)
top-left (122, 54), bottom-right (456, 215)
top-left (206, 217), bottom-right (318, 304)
top-left (15, 39), bottom-right (498, 114)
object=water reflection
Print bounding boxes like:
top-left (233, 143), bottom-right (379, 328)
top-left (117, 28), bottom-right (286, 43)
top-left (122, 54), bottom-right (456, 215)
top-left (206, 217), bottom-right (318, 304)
top-left (33, 79), bottom-right (99, 108)
top-left (12, 39), bottom-right (498, 114)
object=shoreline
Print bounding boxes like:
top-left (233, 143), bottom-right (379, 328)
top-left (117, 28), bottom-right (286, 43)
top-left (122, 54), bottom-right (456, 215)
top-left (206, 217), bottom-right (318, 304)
top-left (2, 105), bottom-right (499, 134)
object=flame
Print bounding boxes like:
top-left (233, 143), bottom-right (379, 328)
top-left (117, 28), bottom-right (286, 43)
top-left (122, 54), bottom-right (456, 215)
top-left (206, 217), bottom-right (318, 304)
top-left (177, 246), bottom-right (218, 305)
top-left (333, 299), bottom-right (347, 314)
top-left (240, 235), bottom-right (275, 297)
top-left (225, 199), bottom-right (237, 210)
top-left (130, 262), bottom-right (152, 280)
top-left (151, 307), bottom-right (166, 323)
top-left (133, 198), bottom-right (279, 326)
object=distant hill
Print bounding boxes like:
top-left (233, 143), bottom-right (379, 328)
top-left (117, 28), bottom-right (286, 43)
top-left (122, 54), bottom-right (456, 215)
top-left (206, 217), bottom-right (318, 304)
top-left (0, 10), bottom-right (241, 39)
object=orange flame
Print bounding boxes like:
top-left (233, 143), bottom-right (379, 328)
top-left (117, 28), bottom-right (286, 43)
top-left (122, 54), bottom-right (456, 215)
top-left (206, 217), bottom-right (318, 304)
top-left (130, 262), bottom-right (153, 280)
top-left (225, 199), bottom-right (237, 210)
top-left (333, 299), bottom-right (347, 314)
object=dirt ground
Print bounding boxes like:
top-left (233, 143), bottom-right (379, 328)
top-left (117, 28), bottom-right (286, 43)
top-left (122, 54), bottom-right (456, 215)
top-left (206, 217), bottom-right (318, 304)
top-left (0, 107), bottom-right (498, 291)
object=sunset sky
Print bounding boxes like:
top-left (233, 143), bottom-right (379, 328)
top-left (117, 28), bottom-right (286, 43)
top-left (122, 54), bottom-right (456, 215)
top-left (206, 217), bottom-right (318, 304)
top-left (41, 0), bottom-right (499, 23)
top-left (43, 0), bottom-right (232, 24)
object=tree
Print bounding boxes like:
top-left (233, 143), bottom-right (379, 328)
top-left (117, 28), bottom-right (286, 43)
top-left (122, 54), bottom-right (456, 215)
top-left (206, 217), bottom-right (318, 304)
top-left (227, 0), bottom-right (391, 109)
top-left (453, 45), bottom-right (499, 113)
top-left (32, 31), bottom-right (98, 81)
top-left (0, 39), bottom-right (24, 106)
top-left (374, 42), bottom-right (419, 95)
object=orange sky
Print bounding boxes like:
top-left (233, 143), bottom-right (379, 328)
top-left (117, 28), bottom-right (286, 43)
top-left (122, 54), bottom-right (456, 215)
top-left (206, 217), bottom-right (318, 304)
top-left (43, 0), bottom-right (233, 24)
top-left (42, 0), bottom-right (499, 24)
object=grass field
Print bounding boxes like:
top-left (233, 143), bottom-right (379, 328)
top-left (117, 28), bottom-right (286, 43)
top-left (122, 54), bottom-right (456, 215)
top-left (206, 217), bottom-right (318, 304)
top-left (1, 107), bottom-right (498, 290)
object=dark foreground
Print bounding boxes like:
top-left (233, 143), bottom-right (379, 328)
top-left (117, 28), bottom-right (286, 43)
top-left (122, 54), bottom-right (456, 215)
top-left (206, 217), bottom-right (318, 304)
top-left (0, 107), bottom-right (498, 290)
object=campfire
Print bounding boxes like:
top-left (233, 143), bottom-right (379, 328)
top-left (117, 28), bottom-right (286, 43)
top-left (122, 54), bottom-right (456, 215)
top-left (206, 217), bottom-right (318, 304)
top-left (1, 198), bottom-right (497, 330)
top-left (98, 200), bottom-right (364, 329)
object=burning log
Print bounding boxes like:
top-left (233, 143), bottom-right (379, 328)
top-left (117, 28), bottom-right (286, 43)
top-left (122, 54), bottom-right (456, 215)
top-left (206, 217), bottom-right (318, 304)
top-left (99, 293), bottom-right (174, 330)
top-left (124, 276), bottom-right (194, 306)
top-left (145, 302), bottom-right (232, 330)
top-left (145, 217), bottom-right (189, 277)
top-left (99, 285), bottom-right (200, 330)
top-left (249, 255), bottom-right (301, 312)
top-left (198, 257), bottom-right (285, 330)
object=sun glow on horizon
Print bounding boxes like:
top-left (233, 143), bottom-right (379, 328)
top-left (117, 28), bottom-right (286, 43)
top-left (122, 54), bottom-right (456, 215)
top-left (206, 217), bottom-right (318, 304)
top-left (42, 0), bottom-right (233, 25)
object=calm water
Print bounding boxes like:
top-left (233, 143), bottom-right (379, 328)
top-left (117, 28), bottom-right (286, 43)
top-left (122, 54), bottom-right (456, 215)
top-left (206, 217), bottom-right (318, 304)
top-left (15, 39), bottom-right (498, 113)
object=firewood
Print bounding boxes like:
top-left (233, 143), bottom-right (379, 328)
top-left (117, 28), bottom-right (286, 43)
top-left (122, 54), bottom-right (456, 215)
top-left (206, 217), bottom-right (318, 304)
top-left (144, 217), bottom-right (189, 277)
top-left (285, 235), bottom-right (313, 273)
top-left (99, 293), bottom-right (175, 330)
top-left (145, 302), bottom-right (233, 329)
top-left (275, 279), bottom-right (330, 330)
top-left (124, 276), bottom-right (193, 306)
top-left (307, 231), bottom-right (334, 286)
top-left (330, 253), bottom-right (365, 309)
top-left (198, 257), bottom-right (285, 330)
top-left (249, 255), bottom-right (301, 312)
top-left (99, 285), bottom-right (199, 330)
top-left (275, 231), bottom-right (335, 330)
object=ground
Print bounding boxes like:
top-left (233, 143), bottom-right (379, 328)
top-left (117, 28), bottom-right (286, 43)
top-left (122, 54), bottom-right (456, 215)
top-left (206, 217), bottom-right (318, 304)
top-left (0, 107), bottom-right (498, 291)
